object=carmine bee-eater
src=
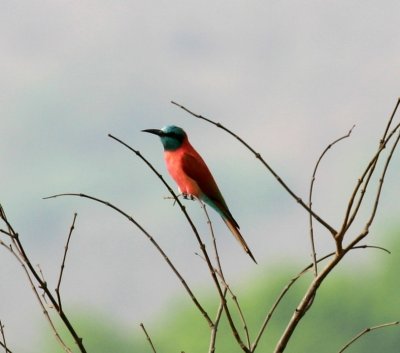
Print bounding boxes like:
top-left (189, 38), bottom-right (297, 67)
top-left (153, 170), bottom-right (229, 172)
top-left (143, 125), bottom-right (256, 263)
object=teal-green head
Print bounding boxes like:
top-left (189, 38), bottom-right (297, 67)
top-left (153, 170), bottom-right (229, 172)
top-left (142, 125), bottom-right (187, 151)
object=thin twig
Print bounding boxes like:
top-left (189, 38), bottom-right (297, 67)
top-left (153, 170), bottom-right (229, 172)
top-left (56, 213), bottom-right (78, 310)
top-left (0, 229), bottom-right (13, 238)
top-left (345, 125), bottom-right (400, 251)
top-left (272, 99), bottom-right (399, 352)
top-left (195, 250), bottom-right (251, 351)
top-left (381, 98), bottom-right (400, 148)
top-left (208, 288), bottom-right (227, 353)
top-left (0, 205), bottom-right (84, 353)
top-left (217, 272), bottom-right (251, 348)
top-left (274, 179), bottom-right (397, 353)
top-left (45, 192), bottom-right (213, 328)
top-left (108, 134), bottom-right (250, 352)
top-left (0, 341), bottom-right (12, 353)
top-left (171, 100), bottom-right (337, 236)
top-left (140, 323), bottom-right (157, 353)
top-left (339, 99), bottom-right (400, 239)
top-left (251, 244), bottom-right (389, 352)
top-left (197, 200), bottom-right (226, 353)
top-left (36, 264), bottom-right (53, 308)
top-left (198, 201), bottom-right (223, 280)
top-left (308, 125), bottom-right (355, 276)
top-left (0, 242), bottom-right (73, 353)
top-left (200, 200), bottom-right (251, 351)
top-left (274, 139), bottom-right (398, 353)
top-left (272, 251), bottom-right (348, 352)
top-left (338, 321), bottom-right (399, 353)
top-left (0, 320), bottom-right (11, 353)
top-left (197, 202), bottom-right (242, 353)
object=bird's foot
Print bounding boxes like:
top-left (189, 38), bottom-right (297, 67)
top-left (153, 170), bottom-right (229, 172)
top-left (182, 192), bottom-right (195, 201)
top-left (163, 193), bottom-right (194, 206)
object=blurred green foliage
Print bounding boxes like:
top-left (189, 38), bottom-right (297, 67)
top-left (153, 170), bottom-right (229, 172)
top-left (44, 232), bottom-right (399, 353)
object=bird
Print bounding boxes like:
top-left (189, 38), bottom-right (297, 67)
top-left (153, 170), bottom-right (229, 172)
top-left (143, 125), bottom-right (256, 263)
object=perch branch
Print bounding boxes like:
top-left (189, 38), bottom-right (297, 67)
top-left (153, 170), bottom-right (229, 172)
top-left (108, 134), bottom-right (251, 352)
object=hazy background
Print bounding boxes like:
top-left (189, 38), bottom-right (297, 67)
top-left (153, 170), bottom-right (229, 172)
top-left (1, 1), bottom-right (399, 352)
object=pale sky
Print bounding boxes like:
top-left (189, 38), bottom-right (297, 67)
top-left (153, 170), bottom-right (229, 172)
top-left (1, 1), bottom-right (400, 351)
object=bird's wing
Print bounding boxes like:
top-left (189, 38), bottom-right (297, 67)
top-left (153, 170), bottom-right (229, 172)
top-left (181, 152), bottom-right (240, 228)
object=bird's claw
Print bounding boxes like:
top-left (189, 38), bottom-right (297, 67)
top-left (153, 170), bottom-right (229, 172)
top-left (164, 193), bottom-right (194, 206)
top-left (182, 193), bottom-right (195, 201)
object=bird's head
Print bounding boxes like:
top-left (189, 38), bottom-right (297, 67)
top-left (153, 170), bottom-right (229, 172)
top-left (142, 125), bottom-right (187, 151)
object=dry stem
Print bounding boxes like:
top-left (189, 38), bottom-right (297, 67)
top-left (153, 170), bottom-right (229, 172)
top-left (0, 205), bottom-right (80, 353)
top-left (338, 321), bottom-right (399, 353)
top-left (140, 323), bottom-right (157, 353)
top-left (56, 213), bottom-right (78, 311)
top-left (308, 125), bottom-right (355, 276)
top-left (45, 192), bottom-right (213, 328)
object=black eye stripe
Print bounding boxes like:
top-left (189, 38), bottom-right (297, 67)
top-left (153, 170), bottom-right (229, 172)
top-left (165, 132), bottom-right (182, 140)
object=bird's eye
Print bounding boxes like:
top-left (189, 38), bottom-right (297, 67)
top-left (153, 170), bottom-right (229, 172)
top-left (166, 132), bottom-right (180, 140)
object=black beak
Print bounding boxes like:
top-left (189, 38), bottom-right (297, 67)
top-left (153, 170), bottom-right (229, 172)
top-left (142, 129), bottom-right (164, 136)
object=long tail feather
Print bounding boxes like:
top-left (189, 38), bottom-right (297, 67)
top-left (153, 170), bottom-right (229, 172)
top-left (223, 218), bottom-right (257, 264)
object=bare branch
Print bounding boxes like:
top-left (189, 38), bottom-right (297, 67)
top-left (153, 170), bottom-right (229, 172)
top-left (200, 199), bottom-right (250, 351)
top-left (0, 230), bottom-right (14, 238)
top-left (364, 128), bottom-right (400, 229)
top-left (273, 238), bottom-right (395, 353)
top-left (251, 243), bottom-right (388, 352)
top-left (218, 274), bottom-right (251, 348)
top-left (140, 323), bottom-right (157, 353)
top-left (171, 101), bottom-right (337, 236)
top-left (45, 192), bottom-right (213, 327)
top-left (208, 288), bottom-right (227, 353)
top-left (56, 213), bottom-right (78, 310)
top-left (0, 242), bottom-right (73, 353)
top-left (346, 126), bottom-right (400, 251)
top-left (339, 99), bottom-right (400, 238)
top-left (0, 320), bottom-right (12, 353)
top-left (0, 341), bottom-right (12, 353)
top-left (338, 321), bottom-right (399, 353)
top-left (0, 205), bottom-right (85, 353)
top-left (195, 250), bottom-right (251, 352)
top-left (198, 201), bottom-right (223, 280)
top-left (36, 264), bottom-right (54, 308)
top-left (272, 251), bottom-right (344, 352)
top-left (270, 99), bottom-right (399, 351)
top-left (197, 200), bottom-right (227, 353)
top-left (308, 125), bottom-right (355, 276)
top-left (381, 98), bottom-right (400, 145)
